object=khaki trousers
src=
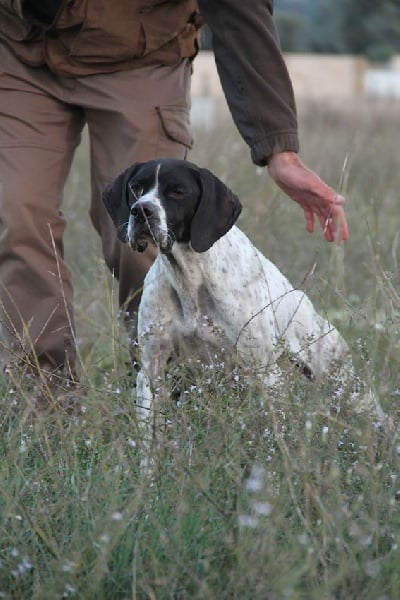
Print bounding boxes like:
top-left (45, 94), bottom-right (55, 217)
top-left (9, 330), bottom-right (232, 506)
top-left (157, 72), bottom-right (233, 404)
top-left (0, 45), bottom-right (193, 371)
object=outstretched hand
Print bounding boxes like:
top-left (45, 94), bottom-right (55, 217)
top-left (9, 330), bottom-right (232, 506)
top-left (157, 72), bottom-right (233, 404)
top-left (267, 151), bottom-right (349, 243)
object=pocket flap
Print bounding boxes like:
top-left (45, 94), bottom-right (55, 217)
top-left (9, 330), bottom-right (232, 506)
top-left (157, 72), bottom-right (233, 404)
top-left (156, 106), bottom-right (193, 148)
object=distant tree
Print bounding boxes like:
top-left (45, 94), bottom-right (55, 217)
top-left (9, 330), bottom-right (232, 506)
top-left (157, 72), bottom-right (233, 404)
top-left (339, 0), bottom-right (400, 61)
top-left (200, 25), bottom-right (212, 51)
top-left (306, 0), bottom-right (346, 54)
top-left (274, 12), bottom-right (309, 52)
top-left (275, 0), bottom-right (400, 60)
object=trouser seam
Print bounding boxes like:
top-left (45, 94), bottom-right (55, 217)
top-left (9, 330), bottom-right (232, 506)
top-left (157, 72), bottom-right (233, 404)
top-left (0, 142), bottom-right (78, 152)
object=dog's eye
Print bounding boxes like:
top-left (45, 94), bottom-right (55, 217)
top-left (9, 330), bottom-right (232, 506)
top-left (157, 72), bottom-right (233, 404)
top-left (167, 186), bottom-right (185, 200)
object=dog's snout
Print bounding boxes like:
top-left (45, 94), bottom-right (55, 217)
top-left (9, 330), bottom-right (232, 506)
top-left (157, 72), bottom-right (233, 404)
top-left (131, 201), bottom-right (154, 221)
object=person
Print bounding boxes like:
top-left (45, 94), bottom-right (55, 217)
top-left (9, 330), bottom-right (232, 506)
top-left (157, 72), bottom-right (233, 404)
top-left (0, 0), bottom-right (348, 404)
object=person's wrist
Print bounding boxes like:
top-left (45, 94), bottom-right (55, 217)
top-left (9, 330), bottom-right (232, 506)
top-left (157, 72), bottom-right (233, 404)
top-left (268, 151), bottom-right (298, 166)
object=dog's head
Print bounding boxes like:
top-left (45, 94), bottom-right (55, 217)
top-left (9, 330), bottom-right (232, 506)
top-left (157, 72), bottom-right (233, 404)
top-left (103, 158), bottom-right (242, 253)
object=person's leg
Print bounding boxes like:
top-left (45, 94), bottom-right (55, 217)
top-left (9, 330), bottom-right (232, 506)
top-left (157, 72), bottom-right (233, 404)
top-left (0, 47), bottom-right (85, 374)
top-left (75, 60), bottom-right (192, 317)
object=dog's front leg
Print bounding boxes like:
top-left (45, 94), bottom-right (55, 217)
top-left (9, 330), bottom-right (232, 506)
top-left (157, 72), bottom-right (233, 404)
top-left (136, 349), bottom-right (170, 432)
top-left (136, 367), bottom-right (156, 473)
top-left (136, 333), bottom-right (173, 471)
top-left (136, 369), bottom-right (153, 425)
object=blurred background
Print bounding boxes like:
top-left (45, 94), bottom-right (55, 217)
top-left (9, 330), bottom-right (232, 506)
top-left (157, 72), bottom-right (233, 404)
top-left (209, 0), bottom-right (400, 62)
top-left (194, 0), bottom-right (400, 110)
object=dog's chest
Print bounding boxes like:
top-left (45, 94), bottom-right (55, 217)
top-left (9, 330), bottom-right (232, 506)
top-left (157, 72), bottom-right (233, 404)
top-left (140, 227), bottom-right (307, 370)
top-left (165, 256), bottom-right (223, 342)
top-left (160, 234), bottom-right (265, 346)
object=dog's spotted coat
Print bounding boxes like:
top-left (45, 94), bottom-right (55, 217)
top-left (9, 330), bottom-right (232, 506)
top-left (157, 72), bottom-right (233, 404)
top-left (104, 158), bottom-right (383, 442)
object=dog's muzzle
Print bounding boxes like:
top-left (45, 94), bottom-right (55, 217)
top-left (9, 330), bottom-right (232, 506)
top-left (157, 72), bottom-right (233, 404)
top-left (128, 201), bottom-right (172, 253)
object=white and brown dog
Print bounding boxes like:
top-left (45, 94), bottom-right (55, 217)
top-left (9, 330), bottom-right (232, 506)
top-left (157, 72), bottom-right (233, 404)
top-left (103, 158), bottom-right (383, 439)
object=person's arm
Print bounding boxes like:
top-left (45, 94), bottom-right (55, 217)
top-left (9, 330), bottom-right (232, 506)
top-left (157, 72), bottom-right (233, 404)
top-left (198, 0), bottom-right (298, 166)
top-left (198, 0), bottom-right (348, 242)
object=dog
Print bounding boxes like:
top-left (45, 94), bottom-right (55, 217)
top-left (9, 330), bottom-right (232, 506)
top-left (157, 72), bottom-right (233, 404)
top-left (103, 158), bottom-right (383, 442)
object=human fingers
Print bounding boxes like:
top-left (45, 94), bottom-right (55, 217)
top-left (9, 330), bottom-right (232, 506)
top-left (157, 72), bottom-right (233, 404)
top-left (319, 205), bottom-right (349, 243)
top-left (303, 207), bottom-right (315, 233)
top-left (333, 205), bottom-right (349, 242)
top-left (319, 212), bottom-right (335, 242)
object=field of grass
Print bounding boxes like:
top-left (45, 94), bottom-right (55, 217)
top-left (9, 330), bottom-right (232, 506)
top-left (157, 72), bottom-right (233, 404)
top-left (1, 98), bottom-right (400, 599)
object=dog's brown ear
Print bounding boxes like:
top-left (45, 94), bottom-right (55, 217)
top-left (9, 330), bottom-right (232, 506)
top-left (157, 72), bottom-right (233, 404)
top-left (102, 163), bottom-right (143, 242)
top-left (190, 168), bottom-right (242, 252)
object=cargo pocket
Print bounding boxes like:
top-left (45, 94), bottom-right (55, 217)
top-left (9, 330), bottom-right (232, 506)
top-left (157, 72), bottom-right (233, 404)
top-left (156, 106), bottom-right (193, 158)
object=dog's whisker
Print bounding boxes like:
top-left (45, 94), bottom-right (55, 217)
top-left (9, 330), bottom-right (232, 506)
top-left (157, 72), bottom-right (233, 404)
top-left (165, 230), bottom-right (175, 247)
top-left (118, 220), bottom-right (130, 242)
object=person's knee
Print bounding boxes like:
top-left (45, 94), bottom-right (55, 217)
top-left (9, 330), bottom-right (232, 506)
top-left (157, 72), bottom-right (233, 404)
top-left (1, 180), bottom-right (64, 248)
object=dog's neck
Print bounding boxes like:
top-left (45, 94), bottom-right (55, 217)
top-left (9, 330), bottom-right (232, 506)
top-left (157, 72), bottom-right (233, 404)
top-left (163, 240), bottom-right (201, 270)
top-left (160, 238), bottom-right (219, 289)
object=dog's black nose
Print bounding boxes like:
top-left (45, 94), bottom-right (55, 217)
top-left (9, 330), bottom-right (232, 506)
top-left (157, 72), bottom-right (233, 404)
top-left (131, 201), bottom-right (154, 221)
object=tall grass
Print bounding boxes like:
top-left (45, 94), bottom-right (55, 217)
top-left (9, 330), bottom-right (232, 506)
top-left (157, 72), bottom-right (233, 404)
top-left (1, 99), bottom-right (400, 599)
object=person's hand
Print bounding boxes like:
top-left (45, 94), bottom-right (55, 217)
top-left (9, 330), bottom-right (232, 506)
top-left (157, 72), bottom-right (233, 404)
top-left (267, 151), bottom-right (349, 243)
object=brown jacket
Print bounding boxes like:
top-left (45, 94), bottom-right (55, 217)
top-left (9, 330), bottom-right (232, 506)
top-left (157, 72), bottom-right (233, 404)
top-left (199, 0), bottom-right (299, 165)
top-left (0, 0), bottom-right (201, 76)
top-left (0, 0), bottom-right (299, 166)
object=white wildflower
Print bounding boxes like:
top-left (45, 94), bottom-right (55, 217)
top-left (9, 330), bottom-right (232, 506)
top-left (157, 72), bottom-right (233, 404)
top-left (238, 514), bottom-right (259, 528)
top-left (61, 560), bottom-right (76, 573)
top-left (99, 533), bottom-right (110, 544)
top-left (252, 501), bottom-right (272, 516)
top-left (298, 532), bottom-right (309, 546)
top-left (365, 559), bottom-right (381, 578)
top-left (62, 583), bottom-right (77, 597)
top-left (245, 463), bottom-right (265, 493)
